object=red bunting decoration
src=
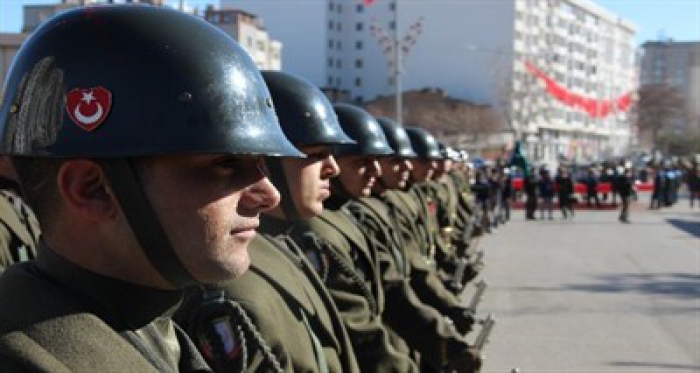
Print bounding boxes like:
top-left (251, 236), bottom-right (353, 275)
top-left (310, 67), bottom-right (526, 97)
top-left (524, 61), bottom-right (633, 118)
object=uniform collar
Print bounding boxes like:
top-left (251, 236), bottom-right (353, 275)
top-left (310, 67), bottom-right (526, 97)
top-left (35, 244), bottom-right (184, 330)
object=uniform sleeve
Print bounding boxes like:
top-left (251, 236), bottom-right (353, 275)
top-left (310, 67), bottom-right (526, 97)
top-left (382, 279), bottom-right (473, 371)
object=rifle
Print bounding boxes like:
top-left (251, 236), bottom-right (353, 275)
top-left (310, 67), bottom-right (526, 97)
top-left (473, 313), bottom-right (496, 351)
top-left (467, 280), bottom-right (488, 313)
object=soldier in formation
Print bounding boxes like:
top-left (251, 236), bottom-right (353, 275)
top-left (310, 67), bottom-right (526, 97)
top-left (0, 5), bottom-right (298, 370)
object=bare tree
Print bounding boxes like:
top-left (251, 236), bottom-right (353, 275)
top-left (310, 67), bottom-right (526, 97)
top-left (636, 83), bottom-right (686, 147)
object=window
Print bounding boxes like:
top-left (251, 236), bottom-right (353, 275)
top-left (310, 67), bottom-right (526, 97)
top-left (329, 20), bottom-right (334, 30)
top-left (337, 4), bottom-right (342, 13)
top-left (356, 40), bottom-right (363, 49)
top-left (336, 59), bottom-right (342, 69)
top-left (389, 20), bottom-right (395, 30)
top-left (328, 76), bottom-right (333, 86)
top-left (336, 77), bottom-right (341, 86)
top-left (337, 41), bottom-right (342, 50)
top-left (356, 22), bottom-right (363, 31)
top-left (328, 58), bottom-right (333, 68)
top-left (355, 59), bottom-right (363, 68)
top-left (356, 4), bottom-right (363, 12)
top-left (389, 2), bottom-right (396, 11)
top-left (355, 77), bottom-right (362, 87)
top-left (329, 2), bottom-right (334, 11)
top-left (328, 39), bottom-right (334, 49)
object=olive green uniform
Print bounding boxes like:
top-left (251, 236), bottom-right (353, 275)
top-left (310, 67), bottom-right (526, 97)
top-left (305, 204), bottom-right (419, 372)
top-left (183, 229), bottom-right (358, 372)
top-left (0, 245), bottom-right (210, 372)
top-left (0, 179), bottom-right (41, 270)
top-left (346, 196), bottom-right (477, 371)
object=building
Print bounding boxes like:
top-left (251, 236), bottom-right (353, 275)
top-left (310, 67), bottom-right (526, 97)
top-left (204, 6), bottom-right (282, 70)
top-left (231, 0), bottom-right (637, 167)
top-left (639, 41), bottom-right (700, 144)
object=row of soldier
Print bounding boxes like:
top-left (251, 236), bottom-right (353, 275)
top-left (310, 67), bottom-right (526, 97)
top-left (0, 6), bottom-right (497, 372)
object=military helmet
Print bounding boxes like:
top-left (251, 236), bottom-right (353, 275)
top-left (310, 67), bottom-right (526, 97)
top-left (376, 117), bottom-right (417, 158)
top-left (262, 71), bottom-right (354, 147)
top-left (0, 5), bottom-right (301, 158)
top-left (1, 6), bottom-right (304, 288)
top-left (405, 126), bottom-right (441, 160)
top-left (332, 104), bottom-right (393, 156)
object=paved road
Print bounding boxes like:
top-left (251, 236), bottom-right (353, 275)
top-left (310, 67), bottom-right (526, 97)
top-left (467, 197), bottom-right (700, 373)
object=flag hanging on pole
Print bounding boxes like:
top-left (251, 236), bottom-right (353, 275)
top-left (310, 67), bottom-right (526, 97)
top-left (363, 0), bottom-right (376, 5)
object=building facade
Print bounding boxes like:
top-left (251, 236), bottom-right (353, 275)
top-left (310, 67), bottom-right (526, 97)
top-left (204, 6), bottom-right (282, 70)
top-left (232, 0), bottom-right (637, 167)
top-left (639, 41), bottom-right (700, 143)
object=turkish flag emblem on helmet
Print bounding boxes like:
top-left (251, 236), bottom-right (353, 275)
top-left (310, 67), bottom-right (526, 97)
top-left (66, 86), bottom-right (112, 132)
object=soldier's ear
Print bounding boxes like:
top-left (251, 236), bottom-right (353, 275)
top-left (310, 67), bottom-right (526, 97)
top-left (56, 160), bottom-right (119, 222)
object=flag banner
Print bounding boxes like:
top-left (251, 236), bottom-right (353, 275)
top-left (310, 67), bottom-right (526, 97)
top-left (524, 61), bottom-right (633, 119)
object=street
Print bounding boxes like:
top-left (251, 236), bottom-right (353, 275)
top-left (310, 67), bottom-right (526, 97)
top-left (469, 196), bottom-right (700, 372)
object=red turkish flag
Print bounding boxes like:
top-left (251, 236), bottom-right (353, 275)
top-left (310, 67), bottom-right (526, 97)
top-left (363, 0), bottom-right (376, 5)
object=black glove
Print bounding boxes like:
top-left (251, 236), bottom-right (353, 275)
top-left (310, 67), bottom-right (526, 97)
top-left (449, 308), bottom-right (476, 335)
top-left (444, 346), bottom-right (482, 373)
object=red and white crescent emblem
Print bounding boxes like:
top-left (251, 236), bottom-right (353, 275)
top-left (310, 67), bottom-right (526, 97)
top-left (66, 86), bottom-right (112, 132)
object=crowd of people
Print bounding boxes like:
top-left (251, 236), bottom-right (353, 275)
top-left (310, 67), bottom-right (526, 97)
top-left (0, 6), bottom-right (500, 372)
top-left (468, 157), bottom-right (700, 226)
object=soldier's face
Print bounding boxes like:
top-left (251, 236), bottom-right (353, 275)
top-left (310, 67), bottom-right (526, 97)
top-left (379, 157), bottom-right (412, 190)
top-left (412, 159), bottom-right (436, 182)
top-left (337, 155), bottom-right (382, 198)
top-left (141, 154), bottom-right (280, 284)
top-left (282, 145), bottom-right (339, 218)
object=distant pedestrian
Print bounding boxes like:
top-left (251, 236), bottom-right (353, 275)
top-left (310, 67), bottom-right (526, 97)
top-left (585, 169), bottom-right (601, 208)
top-left (523, 171), bottom-right (538, 220)
top-left (650, 166), bottom-right (665, 209)
top-left (618, 168), bottom-right (634, 223)
top-left (688, 167), bottom-right (700, 208)
top-left (538, 168), bottom-right (555, 220)
top-left (555, 167), bottom-right (575, 219)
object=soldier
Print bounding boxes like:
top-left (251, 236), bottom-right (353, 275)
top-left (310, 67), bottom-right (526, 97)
top-left (0, 155), bottom-right (41, 270)
top-left (0, 6), bottom-right (300, 370)
top-left (178, 71), bottom-right (360, 372)
top-left (329, 114), bottom-right (481, 372)
top-left (302, 106), bottom-right (419, 372)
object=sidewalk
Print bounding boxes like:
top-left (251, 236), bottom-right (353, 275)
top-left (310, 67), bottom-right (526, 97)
top-left (470, 199), bottom-right (700, 372)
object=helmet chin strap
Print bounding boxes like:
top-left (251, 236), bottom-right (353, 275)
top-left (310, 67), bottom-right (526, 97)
top-left (99, 159), bottom-right (197, 288)
top-left (265, 158), bottom-right (301, 221)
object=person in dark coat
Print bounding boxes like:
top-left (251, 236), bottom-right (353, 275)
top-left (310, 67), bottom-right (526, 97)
top-left (585, 169), bottom-right (602, 208)
top-left (618, 168), bottom-right (634, 223)
top-left (523, 171), bottom-right (539, 220)
top-left (555, 167), bottom-right (575, 219)
top-left (538, 168), bottom-right (555, 220)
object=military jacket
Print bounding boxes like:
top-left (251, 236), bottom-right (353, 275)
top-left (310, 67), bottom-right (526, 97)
top-left (306, 208), bottom-right (418, 372)
top-left (0, 184), bottom-right (41, 269)
top-left (383, 190), bottom-right (464, 315)
top-left (0, 246), bottom-right (210, 372)
top-left (196, 233), bottom-right (358, 372)
top-left (346, 196), bottom-right (473, 370)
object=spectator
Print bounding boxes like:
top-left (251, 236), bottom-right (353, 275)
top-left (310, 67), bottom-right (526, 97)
top-left (538, 168), bottom-right (555, 220)
top-left (555, 167), bottom-right (575, 219)
top-left (585, 169), bottom-right (602, 208)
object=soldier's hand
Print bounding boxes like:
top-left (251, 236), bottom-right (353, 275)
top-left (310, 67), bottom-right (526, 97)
top-left (443, 347), bottom-right (483, 373)
top-left (450, 308), bottom-right (476, 335)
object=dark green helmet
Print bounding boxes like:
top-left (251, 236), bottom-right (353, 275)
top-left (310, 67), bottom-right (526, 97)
top-left (332, 104), bottom-right (393, 156)
top-left (376, 117), bottom-right (417, 158)
top-left (405, 126), bottom-right (441, 160)
top-left (0, 5), bottom-right (301, 158)
top-left (262, 71), bottom-right (355, 147)
top-left (0, 6), bottom-right (303, 288)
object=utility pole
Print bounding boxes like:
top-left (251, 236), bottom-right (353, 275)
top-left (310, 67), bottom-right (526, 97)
top-left (393, 1), bottom-right (402, 125)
